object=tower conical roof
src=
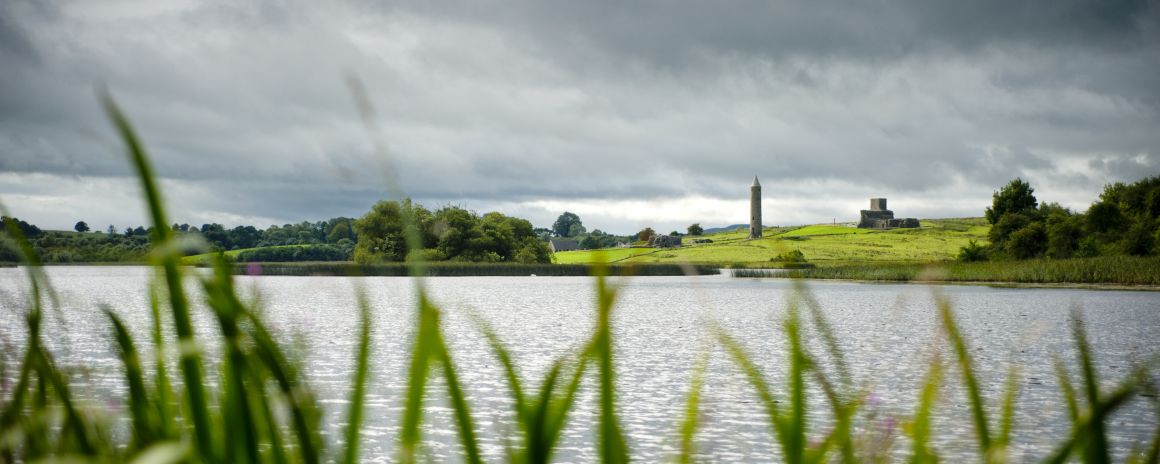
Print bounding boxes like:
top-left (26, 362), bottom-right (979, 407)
top-left (752, 176), bottom-right (761, 187)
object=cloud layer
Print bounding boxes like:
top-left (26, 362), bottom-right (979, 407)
top-left (1, 0), bottom-right (1157, 234)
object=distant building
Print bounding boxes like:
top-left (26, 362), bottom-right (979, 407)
top-left (549, 239), bottom-right (580, 252)
top-left (652, 234), bottom-right (682, 248)
top-left (857, 198), bottom-right (919, 229)
top-left (750, 176), bottom-right (763, 239)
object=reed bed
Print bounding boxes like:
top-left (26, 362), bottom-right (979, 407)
top-left (1, 95), bottom-right (1158, 463)
top-left (223, 261), bottom-right (719, 277)
top-left (745, 256), bottom-right (1160, 286)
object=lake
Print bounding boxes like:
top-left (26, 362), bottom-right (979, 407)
top-left (2, 266), bottom-right (1158, 462)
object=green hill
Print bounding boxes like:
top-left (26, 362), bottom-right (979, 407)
top-left (553, 218), bottom-right (989, 266)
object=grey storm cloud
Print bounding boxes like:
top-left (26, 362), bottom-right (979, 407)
top-left (0, 0), bottom-right (1158, 233)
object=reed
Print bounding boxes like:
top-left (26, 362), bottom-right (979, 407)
top-left (735, 256), bottom-right (1160, 285)
top-left (219, 261), bottom-right (719, 277)
top-left (1, 94), bottom-right (1158, 463)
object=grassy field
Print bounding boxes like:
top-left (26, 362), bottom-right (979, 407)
top-left (180, 244), bottom-right (315, 265)
top-left (555, 219), bottom-right (989, 266)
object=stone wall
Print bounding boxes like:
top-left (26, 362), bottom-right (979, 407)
top-left (858, 209), bottom-right (895, 228)
top-left (858, 201), bottom-right (919, 229)
top-left (652, 235), bottom-right (683, 248)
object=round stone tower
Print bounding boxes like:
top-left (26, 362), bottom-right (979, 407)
top-left (749, 176), bottom-right (762, 239)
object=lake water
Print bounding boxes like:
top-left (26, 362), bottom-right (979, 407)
top-left (1, 266), bottom-right (1159, 462)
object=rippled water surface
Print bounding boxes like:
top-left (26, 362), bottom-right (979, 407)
top-left (2, 266), bottom-right (1159, 462)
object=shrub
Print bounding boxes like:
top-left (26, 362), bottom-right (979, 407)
top-left (957, 240), bottom-right (989, 262)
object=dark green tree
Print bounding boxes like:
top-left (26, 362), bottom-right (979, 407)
top-left (1122, 218), bottom-right (1155, 256)
top-left (229, 225), bottom-right (260, 249)
top-left (985, 178), bottom-right (1038, 224)
top-left (74, 221), bottom-right (90, 233)
top-left (1086, 202), bottom-right (1124, 235)
top-left (515, 238), bottom-right (551, 263)
top-left (637, 227), bottom-right (656, 244)
top-left (687, 223), bottom-right (703, 236)
top-left (326, 219), bottom-right (354, 243)
top-left (1005, 222), bottom-right (1047, 259)
top-left (1045, 214), bottom-right (1083, 259)
top-left (353, 199), bottom-right (432, 263)
top-left (552, 212), bottom-right (583, 237)
top-left (434, 205), bottom-right (478, 259)
top-left (988, 212), bottom-right (1033, 247)
top-left (957, 240), bottom-right (988, 262)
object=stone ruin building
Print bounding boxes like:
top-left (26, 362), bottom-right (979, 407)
top-left (652, 234), bottom-right (682, 248)
top-left (857, 198), bottom-right (919, 229)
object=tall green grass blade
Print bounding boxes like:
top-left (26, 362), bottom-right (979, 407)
top-left (34, 347), bottom-right (97, 455)
top-left (997, 365), bottom-right (1019, 457)
top-left (246, 311), bottom-right (323, 463)
top-left (471, 314), bottom-right (528, 424)
top-left (936, 295), bottom-right (992, 454)
top-left (785, 301), bottom-right (808, 464)
top-left (1054, 358), bottom-right (1079, 424)
top-left (592, 269), bottom-right (630, 463)
top-left (1043, 374), bottom-right (1141, 464)
top-left (540, 356), bottom-right (588, 462)
top-left (715, 328), bottom-right (793, 460)
top-left (98, 91), bottom-right (214, 459)
top-left (795, 281), bottom-right (853, 391)
top-left (1071, 312), bottom-right (1110, 464)
top-left (909, 356), bottom-right (943, 464)
top-left (106, 308), bottom-right (159, 448)
top-left (398, 293), bottom-right (438, 463)
top-left (435, 330), bottom-right (484, 464)
top-left (677, 353), bottom-right (709, 464)
top-left (809, 365), bottom-right (856, 463)
top-left (248, 362), bottom-right (289, 464)
top-left (128, 441), bottom-right (188, 464)
top-left (205, 256), bottom-right (264, 464)
top-left (147, 282), bottom-right (177, 440)
top-left (341, 291), bottom-right (373, 464)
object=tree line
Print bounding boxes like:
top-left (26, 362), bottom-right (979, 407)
top-left (352, 199), bottom-right (551, 264)
top-left (1, 216), bottom-right (359, 263)
top-left (963, 175), bottom-right (1160, 261)
top-left (548, 211), bottom-right (706, 250)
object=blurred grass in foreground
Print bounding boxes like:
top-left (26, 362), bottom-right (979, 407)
top-left (1, 95), bottom-right (1158, 463)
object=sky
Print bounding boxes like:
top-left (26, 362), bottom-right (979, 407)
top-left (1, 0), bottom-right (1158, 235)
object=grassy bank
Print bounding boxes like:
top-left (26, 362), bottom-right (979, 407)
top-left (555, 219), bottom-right (989, 266)
top-left (734, 256), bottom-right (1160, 286)
top-left (220, 261), bottom-right (720, 277)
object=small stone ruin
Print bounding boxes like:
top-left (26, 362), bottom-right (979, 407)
top-left (651, 234), bottom-right (683, 248)
top-left (857, 198), bottom-right (919, 229)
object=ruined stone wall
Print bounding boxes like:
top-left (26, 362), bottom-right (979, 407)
top-left (858, 209), bottom-right (919, 229)
top-left (858, 209), bottom-right (894, 228)
top-left (652, 235), bottom-right (683, 248)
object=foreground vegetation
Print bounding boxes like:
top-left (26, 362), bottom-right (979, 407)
top-left (734, 255), bottom-right (1160, 286)
top-left (3, 95), bottom-right (1159, 463)
top-left (556, 219), bottom-right (989, 266)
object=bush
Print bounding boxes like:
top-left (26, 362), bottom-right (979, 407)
top-left (1005, 222), bottom-right (1047, 259)
top-left (236, 244), bottom-right (350, 262)
top-left (957, 240), bottom-right (988, 262)
top-left (774, 249), bottom-right (807, 263)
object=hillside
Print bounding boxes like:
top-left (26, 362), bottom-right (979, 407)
top-left (553, 218), bottom-right (989, 266)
